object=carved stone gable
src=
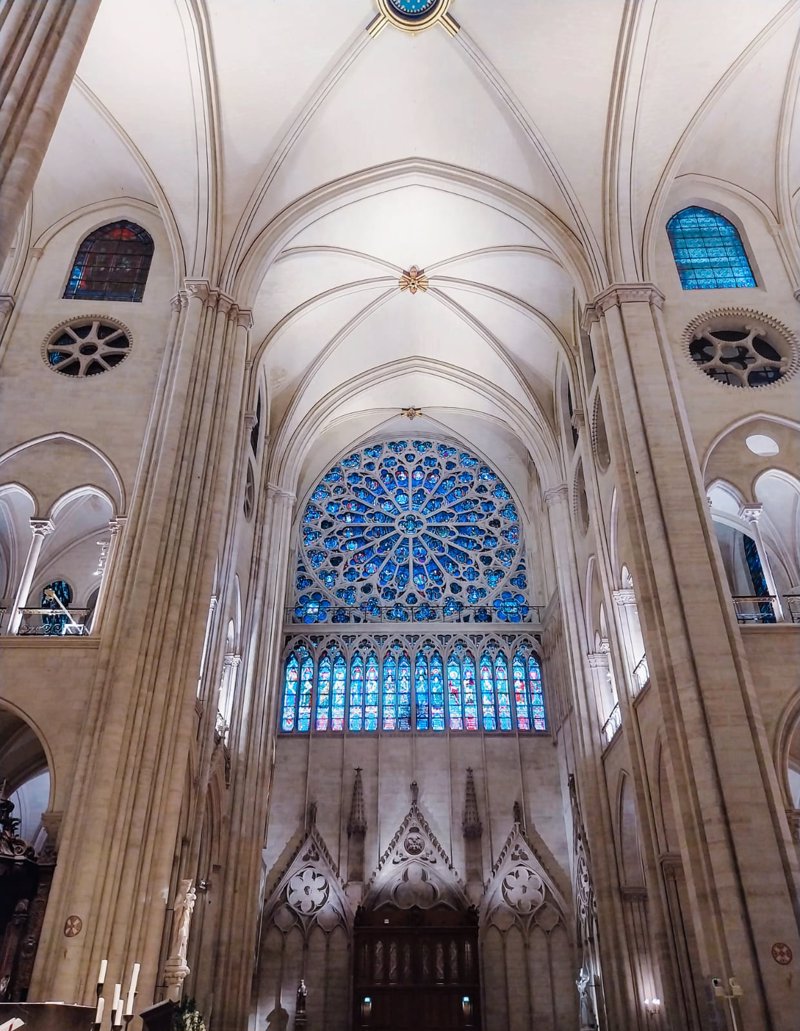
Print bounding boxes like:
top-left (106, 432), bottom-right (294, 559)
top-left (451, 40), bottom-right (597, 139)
top-left (365, 802), bottom-right (469, 912)
top-left (263, 825), bottom-right (352, 936)
top-left (482, 822), bottom-right (569, 936)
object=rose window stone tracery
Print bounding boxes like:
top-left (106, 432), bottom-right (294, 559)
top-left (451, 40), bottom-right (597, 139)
top-left (286, 868), bottom-right (329, 915)
top-left (501, 866), bottom-right (545, 914)
top-left (294, 439), bottom-right (528, 624)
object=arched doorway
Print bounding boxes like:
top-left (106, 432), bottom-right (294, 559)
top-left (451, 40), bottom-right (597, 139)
top-left (0, 708), bottom-right (55, 1001)
top-left (353, 903), bottom-right (480, 1031)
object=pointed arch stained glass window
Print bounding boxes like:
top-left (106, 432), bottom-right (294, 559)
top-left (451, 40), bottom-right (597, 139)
top-left (666, 207), bottom-right (756, 290)
top-left (64, 220), bottom-right (154, 302)
top-left (280, 637), bottom-right (547, 734)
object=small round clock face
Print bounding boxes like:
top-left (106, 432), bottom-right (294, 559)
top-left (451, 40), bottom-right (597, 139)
top-left (388, 0), bottom-right (439, 15)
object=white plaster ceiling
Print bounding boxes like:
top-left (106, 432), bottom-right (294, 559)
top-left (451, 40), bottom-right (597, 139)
top-left (23, 0), bottom-right (800, 484)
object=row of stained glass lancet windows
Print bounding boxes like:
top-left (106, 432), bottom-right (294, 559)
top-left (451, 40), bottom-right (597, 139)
top-left (666, 206), bottom-right (756, 290)
top-left (280, 643), bottom-right (546, 733)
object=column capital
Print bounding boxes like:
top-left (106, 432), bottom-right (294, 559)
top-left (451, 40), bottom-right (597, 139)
top-left (612, 588), bottom-right (637, 606)
top-left (223, 652), bottom-right (242, 670)
top-left (29, 518), bottom-right (54, 537)
top-left (266, 482), bottom-right (296, 503)
top-left (581, 283), bottom-right (665, 330)
top-left (0, 294), bottom-right (15, 316)
top-left (542, 484), bottom-right (568, 507)
top-left (184, 280), bottom-right (254, 328)
top-left (738, 503), bottom-right (763, 524)
top-left (587, 651), bottom-right (610, 670)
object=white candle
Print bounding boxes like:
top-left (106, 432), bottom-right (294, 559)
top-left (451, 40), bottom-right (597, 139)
top-left (97, 960), bottom-right (108, 989)
top-left (125, 963), bottom-right (140, 1015)
top-left (113, 1004), bottom-right (123, 1029)
top-left (93, 996), bottom-right (105, 1028)
top-left (111, 984), bottom-right (121, 1016)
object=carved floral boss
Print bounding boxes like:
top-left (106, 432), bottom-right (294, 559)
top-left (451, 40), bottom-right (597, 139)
top-left (287, 868), bottom-right (329, 915)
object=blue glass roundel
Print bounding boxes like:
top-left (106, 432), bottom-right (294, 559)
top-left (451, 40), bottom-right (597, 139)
top-left (294, 440), bottom-right (528, 622)
top-left (389, 0), bottom-right (438, 14)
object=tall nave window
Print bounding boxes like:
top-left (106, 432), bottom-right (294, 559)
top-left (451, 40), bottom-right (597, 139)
top-left (64, 220), bottom-right (154, 302)
top-left (666, 206), bottom-right (756, 290)
top-left (280, 439), bottom-right (547, 734)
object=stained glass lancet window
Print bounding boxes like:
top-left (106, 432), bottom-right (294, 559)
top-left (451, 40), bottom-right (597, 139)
top-left (278, 635), bottom-right (547, 734)
top-left (278, 438), bottom-right (549, 735)
top-left (64, 221), bottom-right (154, 302)
top-left (666, 207), bottom-right (756, 290)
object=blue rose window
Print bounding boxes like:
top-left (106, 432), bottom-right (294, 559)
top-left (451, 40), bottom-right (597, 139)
top-left (295, 440), bottom-right (527, 622)
top-left (388, 0), bottom-right (439, 16)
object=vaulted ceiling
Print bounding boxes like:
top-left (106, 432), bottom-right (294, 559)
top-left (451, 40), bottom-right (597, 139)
top-left (22, 0), bottom-right (800, 490)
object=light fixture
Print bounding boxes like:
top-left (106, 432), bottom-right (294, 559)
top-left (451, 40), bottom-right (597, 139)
top-left (644, 996), bottom-right (661, 1013)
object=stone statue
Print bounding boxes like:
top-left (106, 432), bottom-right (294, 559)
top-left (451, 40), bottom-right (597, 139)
top-left (576, 965), bottom-right (598, 1029)
top-left (171, 879), bottom-right (197, 961)
top-left (296, 979), bottom-right (307, 1014)
top-left (164, 878), bottom-right (196, 1001)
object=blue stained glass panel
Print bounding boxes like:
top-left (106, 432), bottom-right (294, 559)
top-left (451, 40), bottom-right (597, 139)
top-left (479, 653), bottom-right (496, 731)
top-left (666, 206), bottom-right (756, 290)
top-left (281, 654), bottom-right (299, 731)
top-left (463, 654), bottom-right (478, 730)
top-left (495, 652), bottom-right (513, 731)
top-left (298, 654), bottom-right (314, 732)
top-left (365, 654), bottom-right (380, 731)
top-left (430, 652), bottom-right (446, 731)
top-left (332, 653), bottom-right (347, 731)
top-left (415, 653), bottom-right (430, 730)
top-left (528, 655), bottom-right (547, 732)
top-left (447, 656), bottom-right (463, 730)
top-left (315, 654), bottom-right (332, 731)
top-left (383, 655), bottom-right (398, 730)
top-left (398, 654), bottom-right (412, 730)
top-left (350, 654), bottom-right (365, 731)
top-left (513, 652), bottom-right (531, 731)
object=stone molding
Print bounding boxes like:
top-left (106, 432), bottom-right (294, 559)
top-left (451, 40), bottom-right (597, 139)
top-left (266, 482), bottom-right (296, 503)
top-left (0, 294), bottom-right (15, 316)
top-left (738, 503), bottom-right (763, 524)
top-left (543, 484), bottom-right (568, 508)
top-left (30, 519), bottom-right (55, 537)
top-left (581, 283), bottom-right (665, 330)
top-left (612, 589), bottom-right (637, 606)
top-left (183, 279), bottom-right (254, 328)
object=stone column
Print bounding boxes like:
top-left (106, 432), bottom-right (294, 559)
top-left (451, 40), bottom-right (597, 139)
top-left (213, 481), bottom-right (295, 1031)
top-left (543, 484), bottom-right (631, 1030)
top-left (7, 517), bottom-right (53, 634)
top-left (0, 0), bottom-right (102, 267)
top-left (583, 284), bottom-right (800, 1030)
top-left (738, 503), bottom-right (784, 621)
top-left (87, 517), bottom-right (125, 635)
top-left (29, 282), bottom-right (251, 1007)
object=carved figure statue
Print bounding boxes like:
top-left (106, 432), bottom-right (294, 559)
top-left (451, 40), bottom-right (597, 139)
top-left (296, 979), bottom-right (307, 1014)
top-left (576, 965), bottom-right (598, 1029)
top-left (171, 879), bottom-right (197, 961)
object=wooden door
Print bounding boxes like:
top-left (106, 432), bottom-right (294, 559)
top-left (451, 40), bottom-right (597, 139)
top-left (353, 904), bottom-right (480, 1031)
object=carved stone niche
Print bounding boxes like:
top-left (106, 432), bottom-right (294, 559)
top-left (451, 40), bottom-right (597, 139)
top-left (481, 824), bottom-right (567, 936)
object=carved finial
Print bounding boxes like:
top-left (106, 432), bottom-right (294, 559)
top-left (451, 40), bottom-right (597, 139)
top-left (410, 780), bottom-right (419, 804)
top-left (399, 266), bottom-right (428, 294)
top-left (401, 406), bottom-right (423, 421)
top-left (513, 800), bottom-right (523, 826)
top-left (347, 768), bottom-right (367, 837)
top-left (462, 768), bottom-right (482, 840)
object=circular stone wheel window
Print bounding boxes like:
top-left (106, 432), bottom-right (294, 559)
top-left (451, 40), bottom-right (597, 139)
top-left (44, 318), bottom-right (131, 377)
top-left (688, 322), bottom-right (790, 388)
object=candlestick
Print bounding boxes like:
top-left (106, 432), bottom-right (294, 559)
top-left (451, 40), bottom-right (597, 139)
top-left (92, 995), bottom-right (104, 1029)
top-left (113, 1002), bottom-right (123, 1029)
top-left (125, 963), bottom-right (140, 1015)
top-left (97, 959), bottom-right (108, 993)
top-left (111, 983), bottom-right (121, 1019)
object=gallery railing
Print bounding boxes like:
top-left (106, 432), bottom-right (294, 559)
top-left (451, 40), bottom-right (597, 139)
top-left (286, 602), bottom-right (545, 626)
top-left (732, 596), bottom-right (778, 625)
top-left (630, 654), bottom-right (650, 697)
top-left (15, 607), bottom-right (91, 636)
top-left (601, 702), bottom-right (622, 746)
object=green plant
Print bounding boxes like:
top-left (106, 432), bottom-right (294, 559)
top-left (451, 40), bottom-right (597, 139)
top-left (173, 997), bottom-right (206, 1031)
